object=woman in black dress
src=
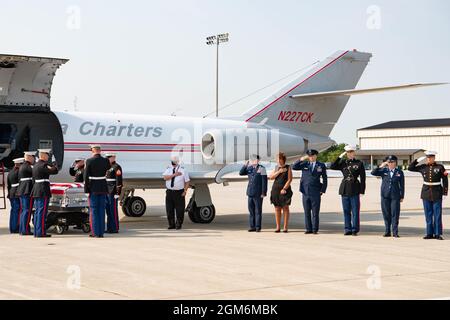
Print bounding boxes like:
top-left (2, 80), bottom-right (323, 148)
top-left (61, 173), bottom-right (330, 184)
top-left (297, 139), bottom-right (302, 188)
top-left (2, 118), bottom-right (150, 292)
top-left (269, 153), bottom-right (293, 233)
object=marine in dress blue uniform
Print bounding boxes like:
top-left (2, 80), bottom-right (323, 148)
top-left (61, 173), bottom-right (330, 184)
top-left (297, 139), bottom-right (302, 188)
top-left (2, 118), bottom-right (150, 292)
top-left (69, 158), bottom-right (85, 183)
top-left (7, 158), bottom-right (24, 233)
top-left (16, 151), bottom-right (36, 235)
top-left (239, 155), bottom-right (268, 232)
top-left (371, 155), bottom-right (405, 238)
top-left (408, 151), bottom-right (448, 240)
top-left (31, 149), bottom-right (59, 237)
top-left (83, 145), bottom-right (111, 238)
top-left (105, 153), bottom-right (123, 233)
top-left (292, 149), bottom-right (328, 234)
top-left (330, 145), bottom-right (366, 236)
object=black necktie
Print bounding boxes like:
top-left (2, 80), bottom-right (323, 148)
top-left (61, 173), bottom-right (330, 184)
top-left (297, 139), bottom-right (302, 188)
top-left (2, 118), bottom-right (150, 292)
top-left (171, 167), bottom-right (176, 188)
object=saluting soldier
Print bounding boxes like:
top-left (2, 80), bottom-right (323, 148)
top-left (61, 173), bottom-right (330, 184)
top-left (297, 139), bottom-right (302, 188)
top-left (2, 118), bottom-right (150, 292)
top-left (7, 158), bottom-right (24, 233)
top-left (69, 158), bottom-right (85, 183)
top-left (239, 154), bottom-right (268, 232)
top-left (408, 151), bottom-right (448, 240)
top-left (371, 155), bottom-right (405, 238)
top-left (16, 151), bottom-right (36, 235)
top-left (292, 149), bottom-right (328, 234)
top-left (84, 145), bottom-right (111, 238)
top-left (31, 149), bottom-right (59, 238)
top-left (105, 153), bottom-right (123, 233)
top-left (330, 145), bottom-right (366, 236)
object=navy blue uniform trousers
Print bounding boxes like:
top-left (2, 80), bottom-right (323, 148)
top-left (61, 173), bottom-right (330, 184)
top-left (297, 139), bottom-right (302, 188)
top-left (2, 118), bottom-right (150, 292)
top-left (302, 194), bottom-right (321, 232)
top-left (381, 197), bottom-right (401, 235)
top-left (9, 198), bottom-right (20, 233)
top-left (423, 199), bottom-right (443, 237)
top-left (89, 194), bottom-right (106, 237)
top-left (33, 197), bottom-right (49, 237)
top-left (248, 196), bottom-right (263, 230)
top-left (106, 195), bottom-right (120, 232)
top-left (19, 195), bottom-right (33, 235)
top-left (342, 195), bottom-right (360, 233)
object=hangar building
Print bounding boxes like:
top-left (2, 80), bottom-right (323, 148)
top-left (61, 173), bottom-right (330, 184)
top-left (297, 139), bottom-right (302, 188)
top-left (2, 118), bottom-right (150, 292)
top-left (356, 118), bottom-right (450, 169)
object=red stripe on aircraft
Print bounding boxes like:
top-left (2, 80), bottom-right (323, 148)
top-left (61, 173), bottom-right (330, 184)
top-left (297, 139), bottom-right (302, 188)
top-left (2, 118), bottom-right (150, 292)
top-left (64, 142), bottom-right (200, 147)
top-left (64, 149), bottom-right (200, 153)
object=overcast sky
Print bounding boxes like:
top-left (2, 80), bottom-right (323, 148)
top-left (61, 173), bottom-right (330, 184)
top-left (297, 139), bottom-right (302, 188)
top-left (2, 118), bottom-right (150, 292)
top-left (1, 0), bottom-right (449, 144)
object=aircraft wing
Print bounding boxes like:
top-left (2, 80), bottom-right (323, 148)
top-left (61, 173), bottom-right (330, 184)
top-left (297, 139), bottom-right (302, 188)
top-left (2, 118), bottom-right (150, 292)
top-left (290, 83), bottom-right (447, 99)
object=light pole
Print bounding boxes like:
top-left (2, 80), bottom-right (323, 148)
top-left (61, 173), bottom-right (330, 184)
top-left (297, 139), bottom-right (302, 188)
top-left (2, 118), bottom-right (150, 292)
top-left (206, 33), bottom-right (229, 118)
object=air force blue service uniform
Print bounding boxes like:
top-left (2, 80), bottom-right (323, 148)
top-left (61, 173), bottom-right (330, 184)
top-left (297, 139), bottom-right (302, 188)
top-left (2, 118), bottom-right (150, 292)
top-left (84, 150), bottom-right (111, 237)
top-left (292, 151), bottom-right (328, 233)
top-left (408, 151), bottom-right (448, 240)
top-left (16, 152), bottom-right (36, 235)
top-left (371, 156), bottom-right (405, 237)
top-left (330, 147), bottom-right (366, 235)
top-left (239, 162), bottom-right (268, 231)
top-left (31, 150), bottom-right (59, 237)
top-left (7, 158), bottom-right (24, 233)
top-left (105, 155), bottom-right (123, 233)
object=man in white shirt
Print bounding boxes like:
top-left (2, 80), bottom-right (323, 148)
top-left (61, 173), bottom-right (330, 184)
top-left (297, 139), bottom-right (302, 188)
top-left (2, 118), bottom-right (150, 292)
top-left (163, 156), bottom-right (190, 230)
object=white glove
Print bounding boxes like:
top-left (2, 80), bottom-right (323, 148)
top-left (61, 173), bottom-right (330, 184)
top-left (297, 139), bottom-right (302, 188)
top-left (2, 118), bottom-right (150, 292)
top-left (417, 156), bottom-right (426, 163)
top-left (339, 152), bottom-right (346, 159)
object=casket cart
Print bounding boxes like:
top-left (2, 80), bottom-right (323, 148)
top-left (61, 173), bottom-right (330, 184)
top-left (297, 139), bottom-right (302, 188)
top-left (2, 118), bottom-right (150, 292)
top-left (48, 183), bottom-right (90, 234)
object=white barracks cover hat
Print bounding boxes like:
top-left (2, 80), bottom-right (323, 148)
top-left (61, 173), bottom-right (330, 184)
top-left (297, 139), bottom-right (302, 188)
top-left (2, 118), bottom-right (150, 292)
top-left (344, 145), bottom-right (356, 152)
top-left (13, 157), bottom-right (25, 164)
top-left (425, 150), bottom-right (438, 157)
top-left (38, 149), bottom-right (52, 154)
top-left (23, 151), bottom-right (36, 157)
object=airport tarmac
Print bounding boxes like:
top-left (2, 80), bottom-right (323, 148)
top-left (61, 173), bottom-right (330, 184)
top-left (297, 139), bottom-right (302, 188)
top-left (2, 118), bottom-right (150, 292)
top-left (0, 176), bottom-right (449, 300)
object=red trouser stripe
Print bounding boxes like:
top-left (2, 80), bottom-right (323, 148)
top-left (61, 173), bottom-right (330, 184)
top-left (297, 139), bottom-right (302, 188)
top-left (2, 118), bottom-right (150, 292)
top-left (17, 199), bottom-right (22, 228)
top-left (26, 197), bottom-right (33, 234)
top-left (114, 197), bottom-right (119, 231)
top-left (42, 197), bottom-right (48, 236)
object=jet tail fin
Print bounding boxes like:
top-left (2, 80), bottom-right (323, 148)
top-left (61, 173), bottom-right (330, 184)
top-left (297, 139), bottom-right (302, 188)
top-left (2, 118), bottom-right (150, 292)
top-left (242, 50), bottom-right (372, 137)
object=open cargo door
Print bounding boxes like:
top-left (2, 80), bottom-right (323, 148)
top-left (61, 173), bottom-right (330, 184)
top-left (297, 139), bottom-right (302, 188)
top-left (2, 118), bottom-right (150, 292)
top-left (0, 54), bottom-right (68, 111)
top-left (0, 54), bottom-right (68, 167)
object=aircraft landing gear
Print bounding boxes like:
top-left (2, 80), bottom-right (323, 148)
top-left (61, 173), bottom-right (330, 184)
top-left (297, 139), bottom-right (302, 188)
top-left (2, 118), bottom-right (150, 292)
top-left (186, 184), bottom-right (216, 224)
top-left (121, 189), bottom-right (147, 217)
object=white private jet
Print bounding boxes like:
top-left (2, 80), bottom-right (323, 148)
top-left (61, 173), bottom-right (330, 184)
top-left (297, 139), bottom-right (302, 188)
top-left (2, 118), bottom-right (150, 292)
top-left (0, 50), bottom-right (445, 222)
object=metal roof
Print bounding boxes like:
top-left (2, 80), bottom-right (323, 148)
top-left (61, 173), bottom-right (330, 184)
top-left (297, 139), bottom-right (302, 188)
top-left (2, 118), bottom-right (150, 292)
top-left (359, 118), bottom-right (450, 130)
top-left (356, 149), bottom-right (425, 156)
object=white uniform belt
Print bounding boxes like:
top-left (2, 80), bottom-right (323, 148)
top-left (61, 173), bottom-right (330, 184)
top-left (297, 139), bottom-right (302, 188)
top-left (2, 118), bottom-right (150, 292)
top-left (20, 177), bottom-right (32, 182)
top-left (11, 183), bottom-right (19, 187)
top-left (35, 179), bottom-right (50, 183)
top-left (106, 179), bottom-right (116, 182)
top-left (424, 182), bottom-right (441, 186)
top-left (89, 176), bottom-right (106, 180)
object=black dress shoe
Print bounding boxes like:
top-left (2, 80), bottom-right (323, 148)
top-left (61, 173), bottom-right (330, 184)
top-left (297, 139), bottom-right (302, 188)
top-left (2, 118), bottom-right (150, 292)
top-left (36, 234), bottom-right (52, 238)
top-left (89, 235), bottom-right (97, 238)
top-left (175, 225), bottom-right (182, 230)
top-left (423, 235), bottom-right (434, 240)
top-left (305, 231), bottom-right (313, 234)
top-left (105, 230), bottom-right (119, 234)
top-left (248, 229), bottom-right (256, 232)
top-left (21, 233), bottom-right (33, 236)
top-left (274, 229), bottom-right (281, 233)
top-left (352, 232), bottom-right (358, 236)
top-left (344, 232), bottom-right (352, 236)
top-left (283, 230), bottom-right (288, 233)
top-left (436, 236), bottom-right (444, 240)
top-left (313, 231), bottom-right (319, 235)
top-left (393, 234), bottom-right (400, 238)
top-left (168, 226), bottom-right (176, 230)
top-left (383, 233), bottom-right (391, 237)
top-left (256, 229), bottom-right (261, 232)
